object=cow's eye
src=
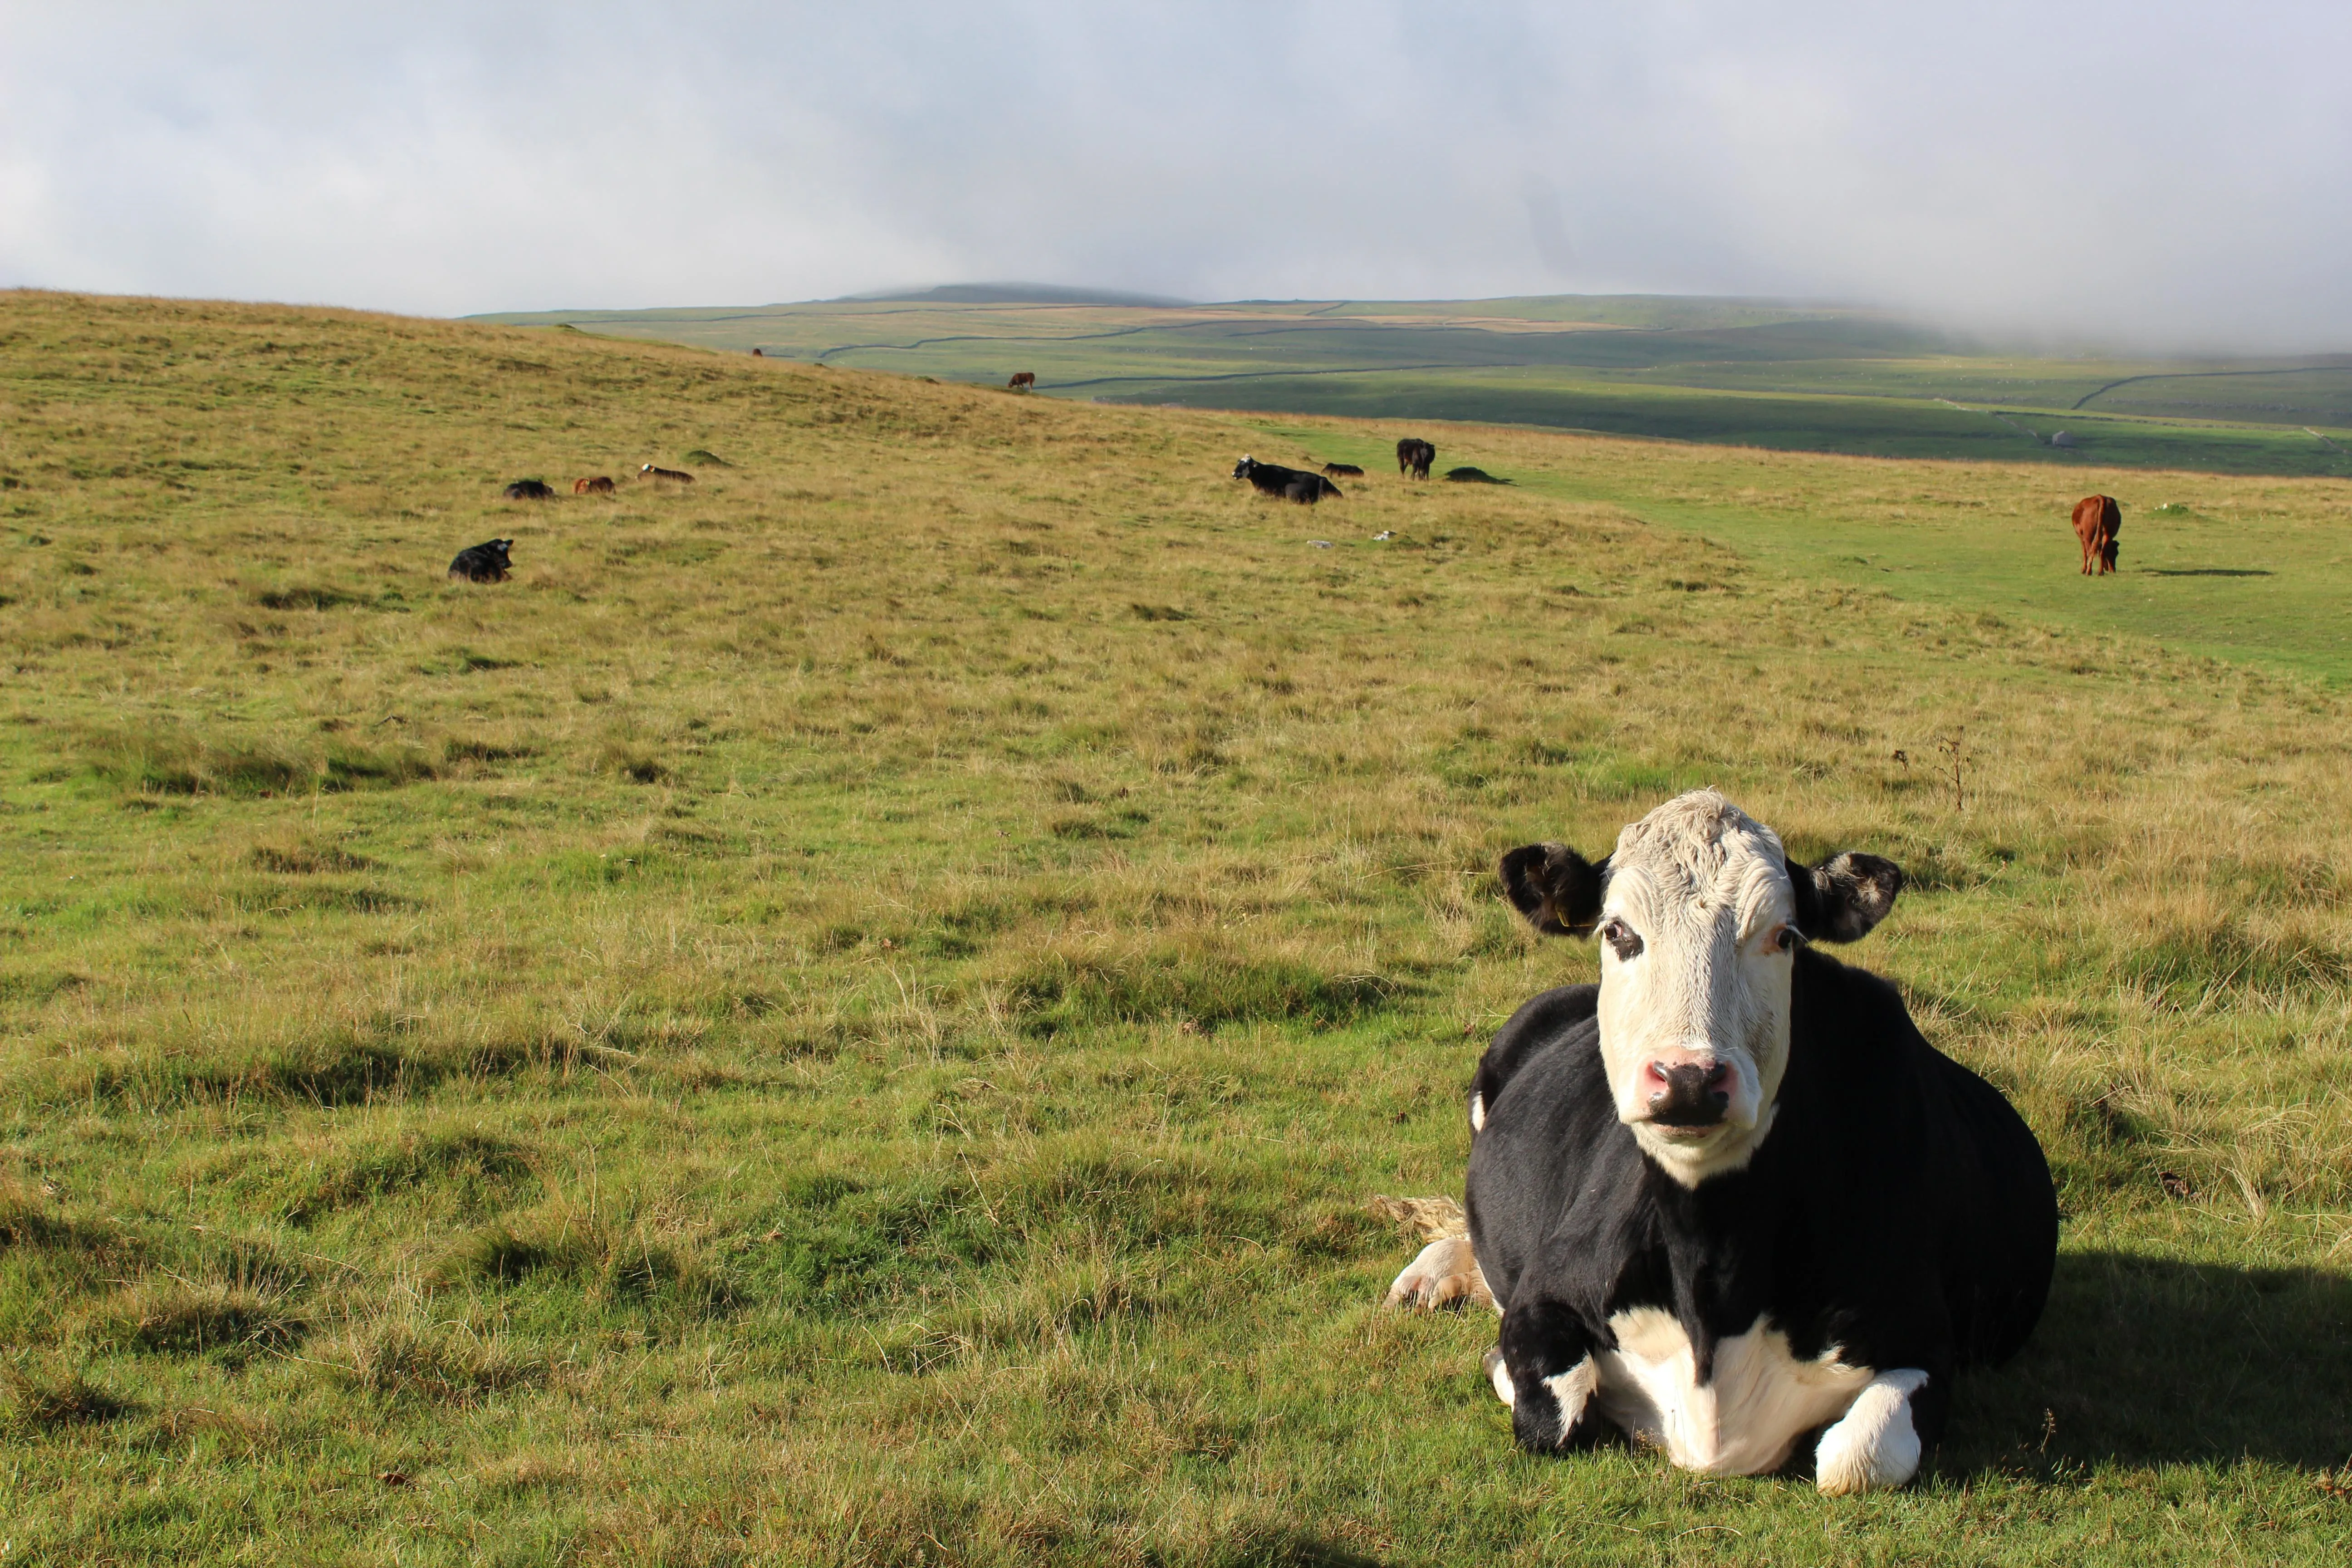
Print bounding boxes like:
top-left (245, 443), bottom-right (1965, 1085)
top-left (1771, 926), bottom-right (1798, 953)
top-left (1601, 919), bottom-right (1644, 960)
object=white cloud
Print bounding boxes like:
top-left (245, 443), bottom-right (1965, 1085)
top-left (3, 1), bottom-right (2348, 347)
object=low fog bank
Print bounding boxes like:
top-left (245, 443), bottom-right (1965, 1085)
top-left (5, 3), bottom-right (2348, 354)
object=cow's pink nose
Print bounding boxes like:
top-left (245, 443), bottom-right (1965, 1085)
top-left (1644, 1059), bottom-right (1732, 1126)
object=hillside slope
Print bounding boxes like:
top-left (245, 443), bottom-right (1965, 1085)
top-left (4, 290), bottom-right (2352, 1565)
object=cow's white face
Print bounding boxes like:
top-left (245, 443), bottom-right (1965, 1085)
top-left (1499, 789), bottom-right (1903, 1190)
top-left (1593, 794), bottom-right (1798, 1185)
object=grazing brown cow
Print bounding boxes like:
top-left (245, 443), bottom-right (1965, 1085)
top-left (2072, 495), bottom-right (2122, 575)
top-left (1008, 372), bottom-right (1036, 391)
top-left (574, 476), bottom-right (616, 495)
top-left (640, 464), bottom-right (694, 485)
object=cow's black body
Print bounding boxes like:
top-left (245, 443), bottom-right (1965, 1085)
top-left (1468, 949), bottom-right (2056, 1464)
top-left (1396, 438), bottom-right (1436, 479)
top-left (448, 539), bottom-right (514, 583)
top-left (1233, 458), bottom-right (1341, 502)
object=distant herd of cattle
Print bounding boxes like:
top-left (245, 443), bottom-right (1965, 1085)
top-left (452, 466), bottom-right (695, 578)
top-left (1229, 437), bottom-right (1514, 506)
top-left (497, 465), bottom-right (688, 506)
top-left (1231, 442), bottom-right (2131, 574)
top-left (456, 443), bottom-right (2132, 583)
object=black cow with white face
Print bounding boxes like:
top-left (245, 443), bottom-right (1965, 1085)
top-left (1390, 789), bottom-right (2055, 1493)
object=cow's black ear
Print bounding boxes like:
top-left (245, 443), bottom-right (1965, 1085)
top-left (1788, 853), bottom-right (1903, 942)
top-left (1500, 844), bottom-right (1608, 936)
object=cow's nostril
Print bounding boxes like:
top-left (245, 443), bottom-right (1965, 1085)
top-left (1645, 1061), bottom-right (1731, 1127)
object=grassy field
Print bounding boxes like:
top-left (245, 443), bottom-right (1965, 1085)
top-left (6, 289), bottom-right (2352, 1564)
top-left (1241, 419), bottom-right (2352, 687)
top-left (472, 292), bottom-right (2352, 478)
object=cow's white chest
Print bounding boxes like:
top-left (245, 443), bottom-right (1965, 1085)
top-left (1592, 1307), bottom-right (1875, 1475)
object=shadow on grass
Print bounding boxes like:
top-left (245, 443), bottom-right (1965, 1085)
top-left (1947, 1249), bottom-right (2352, 1474)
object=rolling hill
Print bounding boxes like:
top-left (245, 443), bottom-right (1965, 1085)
top-left (471, 290), bottom-right (2352, 478)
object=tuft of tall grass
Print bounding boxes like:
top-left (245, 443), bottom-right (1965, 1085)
top-left (81, 725), bottom-right (432, 797)
top-left (1003, 942), bottom-right (1410, 1035)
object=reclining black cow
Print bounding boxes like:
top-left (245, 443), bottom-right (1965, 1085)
top-left (502, 479), bottom-right (554, 500)
top-left (447, 539), bottom-right (513, 583)
top-left (1231, 456), bottom-right (1341, 504)
top-left (1385, 789), bottom-right (2055, 1493)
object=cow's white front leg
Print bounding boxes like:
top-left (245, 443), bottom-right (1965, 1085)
top-left (1384, 1235), bottom-right (1491, 1309)
top-left (1813, 1369), bottom-right (1930, 1494)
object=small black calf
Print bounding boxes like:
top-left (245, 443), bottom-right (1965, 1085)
top-left (1232, 456), bottom-right (1342, 503)
top-left (1321, 461), bottom-right (1365, 478)
top-left (1444, 466), bottom-right (1508, 484)
top-left (448, 539), bottom-right (514, 583)
top-left (502, 479), bottom-right (555, 500)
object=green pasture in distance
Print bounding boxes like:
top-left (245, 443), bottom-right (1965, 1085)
top-left (1164, 369), bottom-right (2352, 477)
top-left (475, 291), bottom-right (2352, 475)
top-left (1250, 414), bottom-right (2352, 686)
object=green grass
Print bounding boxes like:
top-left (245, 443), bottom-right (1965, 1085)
top-left (1242, 418), bottom-right (2352, 686)
top-left (6, 289), bottom-right (2352, 1563)
top-left (471, 294), bottom-right (2352, 478)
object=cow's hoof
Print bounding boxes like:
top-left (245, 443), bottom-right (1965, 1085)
top-left (1814, 1370), bottom-right (1929, 1494)
top-left (1507, 1357), bottom-right (1596, 1452)
top-left (1384, 1235), bottom-right (1485, 1309)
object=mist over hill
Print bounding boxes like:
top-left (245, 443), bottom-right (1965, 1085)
top-left (838, 282), bottom-right (1195, 308)
top-left (467, 288), bottom-right (2352, 477)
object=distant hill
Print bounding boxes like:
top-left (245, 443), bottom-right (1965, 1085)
top-left (838, 282), bottom-right (1195, 308)
top-left (463, 288), bottom-right (2352, 476)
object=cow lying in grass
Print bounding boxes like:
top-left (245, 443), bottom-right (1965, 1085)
top-left (447, 539), bottom-right (513, 583)
top-left (574, 475), bottom-right (616, 495)
top-left (1231, 456), bottom-right (1342, 503)
top-left (502, 479), bottom-right (554, 500)
top-left (1384, 789), bottom-right (2056, 1493)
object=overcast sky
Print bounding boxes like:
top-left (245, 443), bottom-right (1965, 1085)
top-left (4, 2), bottom-right (2348, 348)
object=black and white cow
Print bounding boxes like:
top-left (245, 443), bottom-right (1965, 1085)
top-left (1388, 790), bottom-right (2055, 1493)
